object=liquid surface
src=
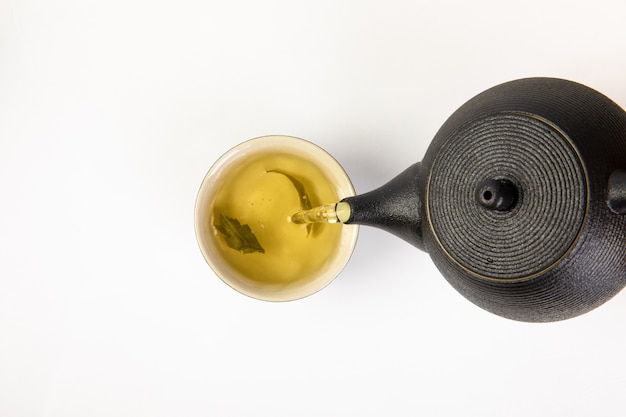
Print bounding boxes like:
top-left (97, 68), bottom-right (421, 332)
top-left (206, 151), bottom-right (346, 290)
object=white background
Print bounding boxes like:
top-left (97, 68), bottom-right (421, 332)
top-left (1, 0), bottom-right (626, 416)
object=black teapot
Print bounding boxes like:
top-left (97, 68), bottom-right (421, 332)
top-left (342, 78), bottom-right (626, 322)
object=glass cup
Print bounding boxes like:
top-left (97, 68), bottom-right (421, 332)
top-left (194, 135), bottom-right (359, 301)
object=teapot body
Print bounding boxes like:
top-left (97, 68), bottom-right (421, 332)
top-left (420, 78), bottom-right (626, 321)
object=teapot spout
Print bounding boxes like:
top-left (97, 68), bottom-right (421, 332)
top-left (341, 162), bottom-right (425, 250)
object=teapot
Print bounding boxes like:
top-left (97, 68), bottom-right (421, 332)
top-left (341, 77), bottom-right (625, 322)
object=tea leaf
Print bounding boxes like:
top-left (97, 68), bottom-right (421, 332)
top-left (215, 213), bottom-right (265, 254)
top-left (268, 169), bottom-right (312, 235)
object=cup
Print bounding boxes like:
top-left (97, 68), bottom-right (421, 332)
top-left (194, 135), bottom-right (359, 301)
